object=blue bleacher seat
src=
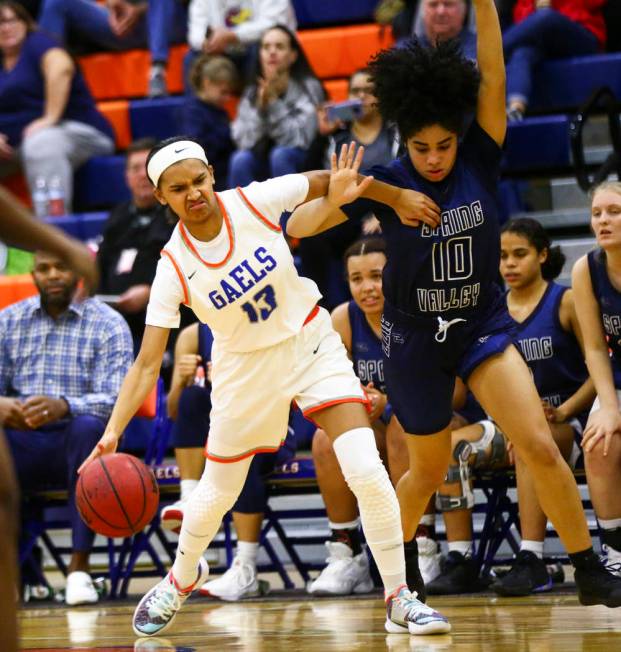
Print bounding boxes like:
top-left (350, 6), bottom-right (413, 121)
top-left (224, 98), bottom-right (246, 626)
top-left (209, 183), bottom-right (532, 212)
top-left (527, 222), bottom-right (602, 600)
top-left (74, 156), bottom-right (129, 211)
top-left (44, 212), bottom-right (108, 241)
top-left (129, 97), bottom-right (185, 143)
top-left (531, 53), bottom-right (621, 112)
top-left (293, 0), bottom-right (379, 27)
top-left (503, 116), bottom-right (572, 173)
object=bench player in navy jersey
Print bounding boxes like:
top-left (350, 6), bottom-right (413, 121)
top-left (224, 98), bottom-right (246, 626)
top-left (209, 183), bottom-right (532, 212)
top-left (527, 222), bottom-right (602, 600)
top-left (428, 218), bottom-right (595, 595)
top-left (287, 0), bottom-right (621, 608)
top-left (572, 181), bottom-right (621, 572)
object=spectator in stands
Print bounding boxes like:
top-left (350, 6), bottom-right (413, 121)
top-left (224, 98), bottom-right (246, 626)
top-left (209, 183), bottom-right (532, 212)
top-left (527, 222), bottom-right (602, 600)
top-left (0, 249), bottom-right (132, 605)
top-left (572, 180), bottom-right (621, 573)
top-left (96, 138), bottom-right (177, 350)
top-left (0, 1), bottom-right (114, 211)
top-left (186, 0), bottom-right (296, 76)
top-left (228, 24), bottom-right (325, 187)
top-left (298, 70), bottom-right (399, 309)
top-left (504, 0), bottom-right (606, 120)
top-left (38, 0), bottom-right (187, 97)
top-left (181, 55), bottom-right (238, 192)
top-left (428, 219), bottom-right (594, 595)
top-left (162, 321), bottom-right (297, 601)
top-left (393, 0), bottom-right (477, 60)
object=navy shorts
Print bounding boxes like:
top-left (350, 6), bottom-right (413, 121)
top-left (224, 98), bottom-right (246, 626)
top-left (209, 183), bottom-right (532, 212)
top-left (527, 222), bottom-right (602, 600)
top-left (382, 295), bottom-right (517, 435)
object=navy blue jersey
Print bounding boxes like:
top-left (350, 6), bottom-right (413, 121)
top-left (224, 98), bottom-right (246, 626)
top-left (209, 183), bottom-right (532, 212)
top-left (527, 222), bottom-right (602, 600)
top-left (343, 121), bottom-right (502, 319)
top-left (514, 282), bottom-right (588, 407)
top-left (348, 301), bottom-right (385, 393)
top-left (587, 249), bottom-right (621, 387)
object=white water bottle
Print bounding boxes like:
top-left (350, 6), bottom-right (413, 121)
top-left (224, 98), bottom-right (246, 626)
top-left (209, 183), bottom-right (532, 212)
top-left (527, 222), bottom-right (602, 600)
top-left (47, 175), bottom-right (66, 216)
top-left (32, 176), bottom-right (49, 218)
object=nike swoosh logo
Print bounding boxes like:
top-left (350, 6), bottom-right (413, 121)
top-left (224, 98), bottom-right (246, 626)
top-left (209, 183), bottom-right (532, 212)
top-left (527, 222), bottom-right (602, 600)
top-left (174, 147), bottom-right (188, 154)
top-left (188, 270), bottom-right (196, 280)
top-left (312, 343), bottom-right (320, 354)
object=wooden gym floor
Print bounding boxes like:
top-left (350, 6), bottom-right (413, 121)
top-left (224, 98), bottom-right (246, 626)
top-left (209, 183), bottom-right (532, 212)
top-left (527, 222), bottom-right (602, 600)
top-left (19, 589), bottom-right (621, 651)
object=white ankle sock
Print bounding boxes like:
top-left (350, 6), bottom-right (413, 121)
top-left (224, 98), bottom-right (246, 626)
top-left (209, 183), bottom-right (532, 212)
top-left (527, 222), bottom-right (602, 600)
top-left (520, 540), bottom-right (544, 559)
top-left (180, 479), bottom-right (199, 502)
top-left (236, 540), bottom-right (259, 566)
top-left (419, 514), bottom-right (434, 527)
top-left (448, 540), bottom-right (473, 558)
top-left (599, 517), bottom-right (621, 529)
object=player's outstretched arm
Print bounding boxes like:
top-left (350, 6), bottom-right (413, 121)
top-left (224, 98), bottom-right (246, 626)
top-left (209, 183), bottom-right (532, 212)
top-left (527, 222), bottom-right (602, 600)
top-left (473, 0), bottom-right (506, 146)
top-left (79, 325), bottom-right (171, 472)
top-left (0, 186), bottom-right (99, 292)
top-left (288, 143), bottom-right (372, 238)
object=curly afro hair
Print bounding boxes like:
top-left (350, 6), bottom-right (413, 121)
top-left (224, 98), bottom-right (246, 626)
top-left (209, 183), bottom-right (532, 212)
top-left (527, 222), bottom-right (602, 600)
top-left (367, 38), bottom-right (480, 140)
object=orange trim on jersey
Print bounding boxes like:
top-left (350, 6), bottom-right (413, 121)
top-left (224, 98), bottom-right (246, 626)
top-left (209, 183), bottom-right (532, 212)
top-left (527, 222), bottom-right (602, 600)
top-left (204, 439), bottom-right (286, 464)
top-left (303, 305), bottom-right (319, 326)
top-left (161, 249), bottom-right (189, 305)
top-left (178, 195), bottom-right (235, 268)
top-left (236, 187), bottom-right (282, 232)
top-left (302, 396), bottom-right (371, 426)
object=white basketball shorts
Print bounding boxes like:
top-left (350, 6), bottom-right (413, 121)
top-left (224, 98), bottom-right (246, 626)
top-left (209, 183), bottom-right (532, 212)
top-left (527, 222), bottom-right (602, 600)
top-left (205, 307), bottom-right (368, 462)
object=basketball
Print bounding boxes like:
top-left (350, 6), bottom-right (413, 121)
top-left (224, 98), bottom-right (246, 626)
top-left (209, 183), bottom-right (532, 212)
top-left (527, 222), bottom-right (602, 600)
top-left (76, 453), bottom-right (160, 538)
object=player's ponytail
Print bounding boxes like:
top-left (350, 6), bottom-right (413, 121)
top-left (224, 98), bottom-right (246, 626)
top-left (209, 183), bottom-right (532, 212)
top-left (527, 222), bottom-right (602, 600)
top-left (502, 218), bottom-right (565, 281)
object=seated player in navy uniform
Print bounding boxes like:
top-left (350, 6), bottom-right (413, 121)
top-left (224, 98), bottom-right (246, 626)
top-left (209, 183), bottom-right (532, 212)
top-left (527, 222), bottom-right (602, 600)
top-left (572, 181), bottom-right (621, 574)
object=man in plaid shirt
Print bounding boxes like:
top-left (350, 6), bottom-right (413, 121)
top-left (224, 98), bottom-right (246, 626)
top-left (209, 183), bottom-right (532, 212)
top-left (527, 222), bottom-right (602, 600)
top-left (0, 250), bottom-right (133, 606)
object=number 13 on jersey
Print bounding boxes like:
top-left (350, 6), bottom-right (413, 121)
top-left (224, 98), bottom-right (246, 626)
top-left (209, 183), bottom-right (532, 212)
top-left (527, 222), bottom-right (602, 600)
top-left (241, 284), bottom-right (278, 323)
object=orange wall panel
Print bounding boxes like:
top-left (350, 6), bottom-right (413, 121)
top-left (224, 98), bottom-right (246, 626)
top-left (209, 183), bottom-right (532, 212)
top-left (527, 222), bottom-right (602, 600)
top-left (97, 100), bottom-right (131, 149)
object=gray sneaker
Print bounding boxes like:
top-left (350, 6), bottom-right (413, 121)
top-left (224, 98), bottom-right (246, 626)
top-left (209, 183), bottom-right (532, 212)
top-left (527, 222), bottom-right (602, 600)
top-left (133, 558), bottom-right (209, 637)
top-left (385, 585), bottom-right (451, 635)
top-left (148, 66), bottom-right (167, 98)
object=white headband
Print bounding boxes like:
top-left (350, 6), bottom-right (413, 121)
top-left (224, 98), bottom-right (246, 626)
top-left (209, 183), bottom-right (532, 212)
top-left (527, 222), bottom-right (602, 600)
top-left (147, 140), bottom-right (209, 186)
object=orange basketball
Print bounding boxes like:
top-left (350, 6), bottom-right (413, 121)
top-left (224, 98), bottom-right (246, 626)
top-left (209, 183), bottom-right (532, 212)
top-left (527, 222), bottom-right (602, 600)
top-left (76, 453), bottom-right (159, 538)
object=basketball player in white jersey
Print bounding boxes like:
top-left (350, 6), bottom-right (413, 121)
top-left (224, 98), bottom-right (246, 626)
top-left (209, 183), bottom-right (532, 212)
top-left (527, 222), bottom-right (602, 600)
top-left (80, 137), bottom-right (450, 637)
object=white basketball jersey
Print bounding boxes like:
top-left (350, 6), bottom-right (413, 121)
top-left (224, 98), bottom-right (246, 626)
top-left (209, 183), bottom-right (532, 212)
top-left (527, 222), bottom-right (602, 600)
top-left (146, 177), bottom-right (321, 353)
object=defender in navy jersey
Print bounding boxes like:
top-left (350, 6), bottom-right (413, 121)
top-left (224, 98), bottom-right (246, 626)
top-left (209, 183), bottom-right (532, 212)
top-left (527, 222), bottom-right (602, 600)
top-left (428, 219), bottom-right (596, 596)
top-left (288, 0), bottom-right (621, 608)
top-left (572, 181), bottom-right (621, 572)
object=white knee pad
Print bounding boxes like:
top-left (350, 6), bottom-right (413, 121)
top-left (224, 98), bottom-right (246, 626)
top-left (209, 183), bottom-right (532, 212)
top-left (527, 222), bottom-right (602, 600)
top-left (333, 428), bottom-right (403, 558)
top-left (179, 475), bottom-right (239, 553)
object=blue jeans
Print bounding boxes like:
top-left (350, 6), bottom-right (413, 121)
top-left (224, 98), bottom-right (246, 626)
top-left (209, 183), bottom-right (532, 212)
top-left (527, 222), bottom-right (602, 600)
top-left (7, 415), bottom-right (106, 553)
top-left (503, 9), bottom-right (599, 105)
top-left (39, 0), bottom-right (187, 63)
top-left (228, 146), bottom-right (308, 187)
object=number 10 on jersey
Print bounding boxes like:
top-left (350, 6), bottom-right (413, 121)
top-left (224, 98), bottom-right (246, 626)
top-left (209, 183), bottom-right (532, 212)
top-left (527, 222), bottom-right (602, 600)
top-left (432, 236), bottom-right (473, 282)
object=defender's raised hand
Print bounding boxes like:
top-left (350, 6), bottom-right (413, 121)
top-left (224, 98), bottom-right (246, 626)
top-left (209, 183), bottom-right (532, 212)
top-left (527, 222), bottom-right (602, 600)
top-left (327, 142), bottom-right (374, 208)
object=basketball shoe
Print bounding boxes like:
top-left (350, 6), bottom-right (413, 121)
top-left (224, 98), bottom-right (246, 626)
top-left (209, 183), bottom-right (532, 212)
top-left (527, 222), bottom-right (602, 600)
top-left (385, 585), bottom-right (451, 635)
top-left (199, 556), bottom-right (269, 601)
top-left (133, 558), bottom-right (209, 637)
top-left (492, 551), bottom-right (552, 596)
top-left (574, 555), bottom-right (621, 607)
top-left (307, 541), bottom-right (374, 595)
top-left (426, 551), bottom-right (483, 595)
top-left (417, 536), bottom-right (442, 584)
top-left (65, 571), bottom-right (99, 606)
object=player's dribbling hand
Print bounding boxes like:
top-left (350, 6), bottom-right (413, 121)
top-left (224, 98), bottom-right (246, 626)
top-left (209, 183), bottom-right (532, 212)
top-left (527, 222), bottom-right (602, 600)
top-left (394, 188), bottom-right (441, 229)
top-left (582, 407), bottom-right (621, 456)
top-left (79, 432), bottom-right (120, 474)
top-left (327, 142), bottom-right (374, 207)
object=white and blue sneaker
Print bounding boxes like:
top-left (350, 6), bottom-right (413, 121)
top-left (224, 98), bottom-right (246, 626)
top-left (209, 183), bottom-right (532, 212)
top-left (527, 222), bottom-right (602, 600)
top-left (133, 558), bottom-right (209, 637)
top-left (385, 585), bottom-right (451, 635)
